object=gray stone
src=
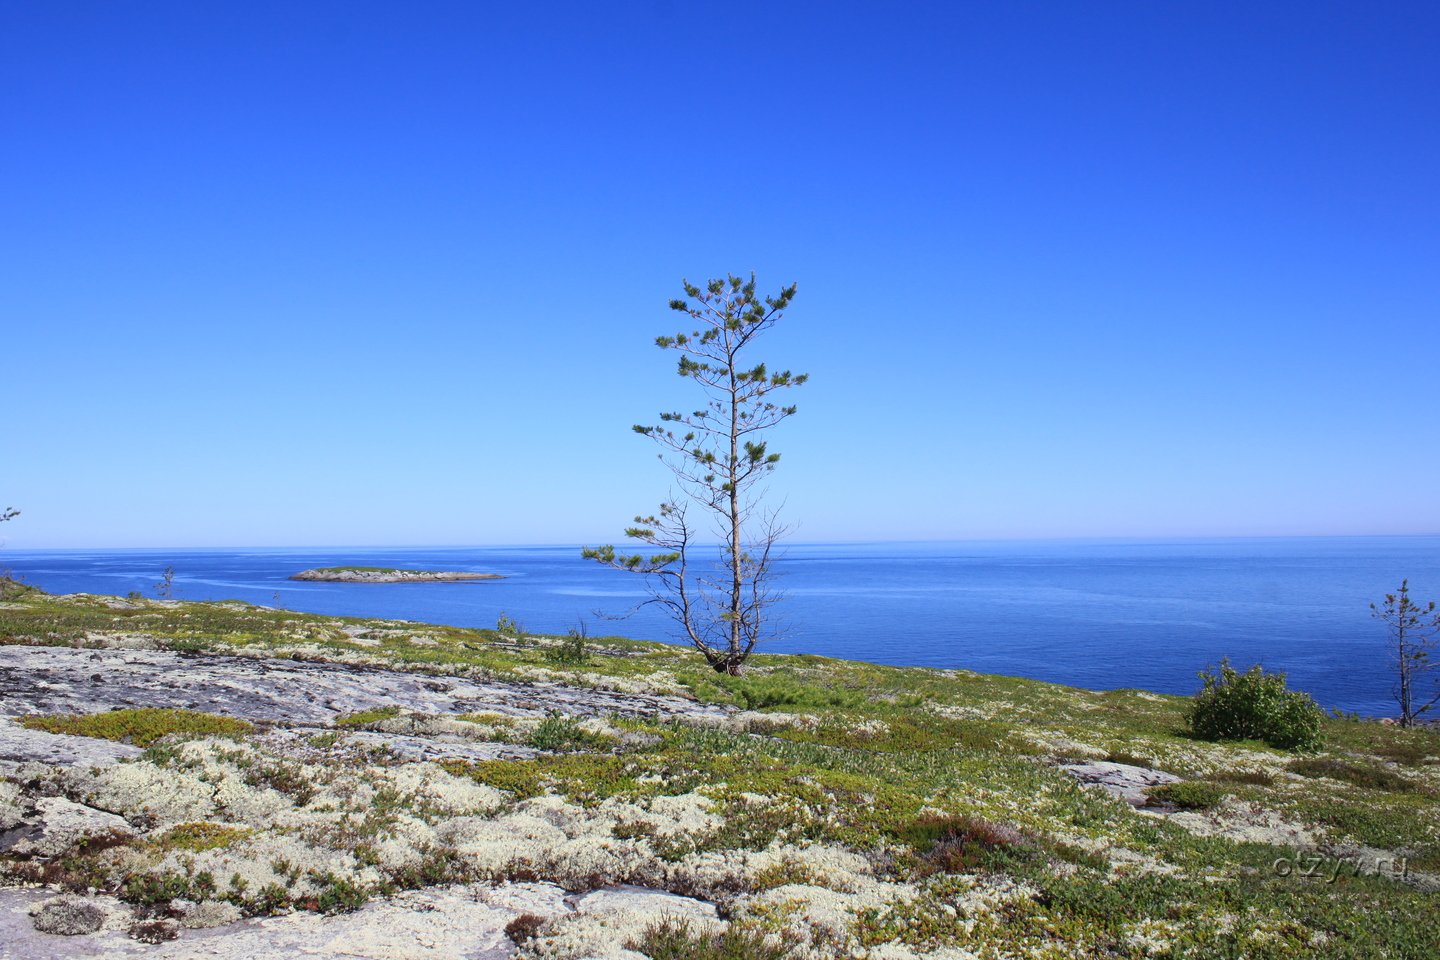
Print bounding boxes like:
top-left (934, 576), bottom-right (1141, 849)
top-left (0, 718), bottom-right (144, 773)
top-left (1061, 760), bottom-right (1181, 807)
top-left (0, 795), bottom-right (133, 858)
top-left (0, 645), bottom-right (730, 727)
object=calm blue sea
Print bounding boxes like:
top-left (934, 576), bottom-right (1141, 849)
top-left (4, 538), bottom-right (1438, 717)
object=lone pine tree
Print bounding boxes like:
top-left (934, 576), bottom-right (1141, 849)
top-left (584, 274), bottom-right (807, 675)
top-left (1372, 580), bottom-right (1440, 727)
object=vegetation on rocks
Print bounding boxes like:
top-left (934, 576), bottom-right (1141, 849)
top-left (21, 707), bottom-right (254, 747)
top-left (1, 590), bottom-right (1438, 957)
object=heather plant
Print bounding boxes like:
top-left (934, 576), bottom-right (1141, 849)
top-left (1185, 659), bottom-right (1323, 750)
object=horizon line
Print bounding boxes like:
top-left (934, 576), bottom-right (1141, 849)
top-left (5, 531), bottom-right (1440, 553)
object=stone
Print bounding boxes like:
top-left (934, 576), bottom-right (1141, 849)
top-left (0, 796), bottom-right (134, 858)
top-left (1060, 760), bottom-right (1181, 807)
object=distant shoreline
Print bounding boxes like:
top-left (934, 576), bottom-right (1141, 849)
top-left (288, 567), bottom-right (505, 583)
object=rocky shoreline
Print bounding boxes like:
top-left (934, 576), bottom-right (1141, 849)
top-left (288, 568), bottom-right (504, 583)
top-left (0, 589), bottom-right (1436, 958)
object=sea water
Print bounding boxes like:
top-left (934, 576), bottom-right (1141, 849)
top-left (5, 537), bottom-right (1438, 717)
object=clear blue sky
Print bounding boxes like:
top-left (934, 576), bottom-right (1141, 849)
top-left (4, 2), bottom-right (1437, 548)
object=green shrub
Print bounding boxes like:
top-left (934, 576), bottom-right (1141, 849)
top-left (1144, 781), bottom-right (1227, 810)
top-left (525, 713), bottom-right (612, 752)
top-left (544, 624), bottom-right (591, 665)
top-left (1185, 659), bottom-right (1323, 751)
top-left (21, 708), bottom-right (252, 747)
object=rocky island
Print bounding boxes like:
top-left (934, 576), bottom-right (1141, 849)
top-left (289, 566), bottom-right (505, 583)
top-left (0, 584), bottom-right (1436, 958)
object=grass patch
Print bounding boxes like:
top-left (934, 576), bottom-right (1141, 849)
top-left (20, 708), bottom-right (252, 747)
top-left (1287, 757), bottom-right (1419, 793)
top-left (525, 713), bottom-right (615, 752)
top-left (334, 706), bottom-right (402, 727)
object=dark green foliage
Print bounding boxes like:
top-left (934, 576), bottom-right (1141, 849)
top-left (1145, 781), bottom-right (1227, 810)
top-left (718, 673), bottom-right (862, 710)
top-left (630, 919), bottom-right (788, 960)
top-left (1185, 659), bottom-right (1324, 750)
top-left (1287, 757), bottom-right (1419, 793)
top-left (315, 873), bottom-right (368, 914)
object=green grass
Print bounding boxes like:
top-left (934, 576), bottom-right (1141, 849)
top-left (20, 707), bottom-right (253, 746)
top-left (334, 706), bottom-right (403, 727)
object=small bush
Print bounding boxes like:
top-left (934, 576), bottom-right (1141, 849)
top-left (544, 623), bottom-right (591, 665)
top-left (1287, 757), bottom-right (1418, 792)
top-left (129, 918), bottom-right (179, 943)
top-left (890, 813), bottom-right (1032, 876)
top-left (630, 919), bottom-right (787, 960)
top-left (495, 612), bottom-right (525, 640)
top-left (718, 673), bottom-right (863, 711)
top-left (1145, 781), bottom-right (1227, 810)
top-left (1185, 659), bottom-right (1324, 751)
top-left (525, 713), bottom-right (612, 752)
top-left (505, 913), bottom-right (546, 944)
top-left (22, 708), bottom-right (253, 747)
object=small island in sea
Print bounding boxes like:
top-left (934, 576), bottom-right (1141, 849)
top-left (288, 566), bottom-right (505, 583)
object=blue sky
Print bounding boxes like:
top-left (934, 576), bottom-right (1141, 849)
top-left (3, 1), bottom-right (1438, 548)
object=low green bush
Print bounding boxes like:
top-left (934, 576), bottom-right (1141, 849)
top-left (525, 713), bottom-right (612, 752)
top-left (1185, 659), bottom-right (1323, 751)
top-left (1145, 781), bottom-right (1227, 810)
top-left (21, 708), bottom-right (252, 747)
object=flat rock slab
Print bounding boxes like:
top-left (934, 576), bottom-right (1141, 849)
top-left (0, 645), bottom-right (729, 726)
top-left (0, 885), bottom-right (558, 960)
top-left (0, 883), bottom-right (724, 960)
top-left (0, 797), bottom-right (133, 858)
top-left (0, 720), bottom-right (144, 772)
top-left (1061, 760), bottom-right (1181, 807)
